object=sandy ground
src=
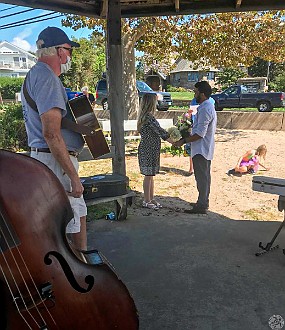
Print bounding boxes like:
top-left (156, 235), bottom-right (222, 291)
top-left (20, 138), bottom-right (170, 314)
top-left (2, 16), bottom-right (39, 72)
top-left (79, 128), bottom-right (285, 222)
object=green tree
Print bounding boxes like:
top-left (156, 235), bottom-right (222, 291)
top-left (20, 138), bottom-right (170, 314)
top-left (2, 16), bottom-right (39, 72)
top-left (248, 58), bottom-right (285, 82)
top-left (216, 68), bottom-right (246, 90)
top-left (62, 11), bottom-right (285, 118)
top-left (135, 60), bottom-right (145, 81)
top-left (0, 103), bottom-right (28, 151)
top-left (269, 73), bottom-right (285, 92)
top-left (61, 35), bottom-right (105, 91)
top-left (0, 77), bottom-right (24, 99)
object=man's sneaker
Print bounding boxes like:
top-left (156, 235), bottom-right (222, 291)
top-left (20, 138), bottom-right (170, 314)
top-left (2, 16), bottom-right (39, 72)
top-left (227, 169), bottom-right (242, 177)
top-left (184, 207), bottom-right (207, 215)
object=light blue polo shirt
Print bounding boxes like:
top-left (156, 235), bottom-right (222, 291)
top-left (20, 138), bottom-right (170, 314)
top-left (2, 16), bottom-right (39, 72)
top-left (21, 61), bottom-right (84, 152)
top-left (191, 98), bottom-right (217, 160)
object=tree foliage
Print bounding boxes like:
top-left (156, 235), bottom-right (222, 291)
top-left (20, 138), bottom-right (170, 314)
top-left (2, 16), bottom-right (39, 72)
top-left (62, 11), bottom-right (285, 117)
top-left (0, 77), bottom-right (24, 99)
top-left (0, 103), bottom-right (28, 151)
top-left (63, 11), bottom-right (285, 70)
top-left (269, 73), bottom-right (285, 92)
top-left (176, 12), bottom-right (285, 68)
top-left (248, 58), bottom-right (285, 82)
top-left (60, 35), bottom-right (105, 91)
top-left (216, 68), bottom-right (246, 90)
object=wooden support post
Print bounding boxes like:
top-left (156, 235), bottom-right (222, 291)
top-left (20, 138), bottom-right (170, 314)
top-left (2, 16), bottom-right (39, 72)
top-left (236, 0), bottom-right (242, 8)
top-left (106, 0), bottom-right (126, 176)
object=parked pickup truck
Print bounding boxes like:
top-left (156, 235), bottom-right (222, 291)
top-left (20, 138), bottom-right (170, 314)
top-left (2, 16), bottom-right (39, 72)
top-left (211, 85), bottom-right (285, 112)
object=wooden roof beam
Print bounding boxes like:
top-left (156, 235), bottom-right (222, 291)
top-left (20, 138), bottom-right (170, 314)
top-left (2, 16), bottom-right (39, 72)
top-left (236, 0), bottom-right (242, 8)
top-left (174, 0), bottom-right (179, 12)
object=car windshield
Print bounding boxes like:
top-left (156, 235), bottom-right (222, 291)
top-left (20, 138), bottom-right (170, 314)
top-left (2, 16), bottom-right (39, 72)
top-left (136, 81), bottom-right (153, 92)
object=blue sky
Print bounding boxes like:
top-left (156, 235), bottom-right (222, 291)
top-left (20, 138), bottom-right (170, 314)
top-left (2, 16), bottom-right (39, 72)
top-left (0, 4), bottom-right (91, 51)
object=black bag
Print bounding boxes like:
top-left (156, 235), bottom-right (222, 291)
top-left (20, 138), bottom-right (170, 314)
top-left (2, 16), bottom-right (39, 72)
top-left (81, 174), bottom-right (129, 200)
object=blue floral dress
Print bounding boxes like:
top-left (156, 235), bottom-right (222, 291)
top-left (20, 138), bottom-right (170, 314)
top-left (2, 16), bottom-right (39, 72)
top-left (138, 114), bottom-right (170, 176)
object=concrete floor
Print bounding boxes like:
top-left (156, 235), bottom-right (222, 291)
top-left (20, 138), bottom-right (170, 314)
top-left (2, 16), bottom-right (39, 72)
top-left (87, 210), bottom-right (285, 330)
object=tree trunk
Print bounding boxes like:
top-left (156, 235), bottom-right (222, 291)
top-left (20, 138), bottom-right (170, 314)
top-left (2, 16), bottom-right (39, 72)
top-left (122, 35), bottom-right (139, 120)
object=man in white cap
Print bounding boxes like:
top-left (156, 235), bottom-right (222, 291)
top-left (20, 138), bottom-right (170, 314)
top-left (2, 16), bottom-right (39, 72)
top-left (21, 27), bottom-right (87, 250)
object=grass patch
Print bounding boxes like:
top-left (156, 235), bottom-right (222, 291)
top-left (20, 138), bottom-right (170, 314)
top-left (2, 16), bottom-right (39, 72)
top-left (87, 202), bottom-right (115, 221)
top-left (161, 145), bottom-right (184, 157)
top-left (223, 107), bottom-right (285, 112)
top-left (243, 208), bottom-right (277, 221)
top-left (169, 105), bottom-right (188, 110)
top-left (170, 92), bottom-right (194, 100)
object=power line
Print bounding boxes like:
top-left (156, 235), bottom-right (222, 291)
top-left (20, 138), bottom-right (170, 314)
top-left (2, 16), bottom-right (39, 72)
top-left (0, 8), bottom-right (35, 19)
top-left (0, 13), bottom-right (64, 30)
top-left (0, 11), bottom-right (58, 29)
top-left (0, 5), bottom-right (18, 13)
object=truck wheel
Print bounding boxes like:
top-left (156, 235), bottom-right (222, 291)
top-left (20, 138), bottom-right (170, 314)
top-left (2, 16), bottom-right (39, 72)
top-left (102, 99), bottom-right (109, 111)
top-left (215, 105), bottom-right (223, 111)
top-left (257, 101), bottom-right (272, 112)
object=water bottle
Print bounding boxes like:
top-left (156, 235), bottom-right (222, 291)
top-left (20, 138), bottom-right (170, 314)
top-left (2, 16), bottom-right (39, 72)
top-left (105, 212), bottom-right (116, 220)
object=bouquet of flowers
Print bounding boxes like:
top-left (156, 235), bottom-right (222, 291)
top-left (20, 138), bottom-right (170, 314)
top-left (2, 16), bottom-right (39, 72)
top-left (175, 112), bottom-right (192, 139)
top-left (167, 126), bottom-right (182, 142)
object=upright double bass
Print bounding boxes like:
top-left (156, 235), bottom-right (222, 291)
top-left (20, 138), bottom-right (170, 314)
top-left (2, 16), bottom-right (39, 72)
top-left (0, 149), bottom-right (139, 329)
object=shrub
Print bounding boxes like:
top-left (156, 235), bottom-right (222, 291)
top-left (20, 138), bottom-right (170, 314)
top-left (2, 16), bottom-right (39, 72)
top-left (269, 73), bottom-right (285, 92)
top-left (161, 145), bottom-right (184, 157)
top-left (0, 103), bottom-right (28, 151)
top-left (216, 68), bottom-right (246, 90)
top-left (0, 77), bottom-right (24, 99)
top-left (166, 85), bottom-right (188, 92)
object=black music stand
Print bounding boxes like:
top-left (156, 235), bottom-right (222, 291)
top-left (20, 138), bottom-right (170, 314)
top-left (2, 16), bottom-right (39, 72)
top-left (255, 196), bottom-right (285, 256)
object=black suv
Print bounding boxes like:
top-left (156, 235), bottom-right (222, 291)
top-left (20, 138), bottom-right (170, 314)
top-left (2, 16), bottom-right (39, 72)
top-left (95, 79), bottom-right (172, 111)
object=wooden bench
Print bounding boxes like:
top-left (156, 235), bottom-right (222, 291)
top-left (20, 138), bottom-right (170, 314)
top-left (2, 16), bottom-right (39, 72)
top-left (99, 118), bottom-right (174, 141)
top-left (80, 118), bottom-right (174, 219)
top-left (85, 191), bottom-right (136, 220)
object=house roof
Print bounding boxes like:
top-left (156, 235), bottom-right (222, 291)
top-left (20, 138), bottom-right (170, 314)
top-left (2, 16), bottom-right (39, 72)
top-left (0, 0), bottom-right (283, 18)
top-left (145, 69), bottom-right (167, 80)
top-left (0, 41), bottom-right (37, 59)
top-left (170, 59), bottom-right (219, 74)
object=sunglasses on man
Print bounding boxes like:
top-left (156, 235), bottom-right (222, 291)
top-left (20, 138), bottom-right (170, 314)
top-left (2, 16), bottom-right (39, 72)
top-left (56, 46), bottom-right (73, 55)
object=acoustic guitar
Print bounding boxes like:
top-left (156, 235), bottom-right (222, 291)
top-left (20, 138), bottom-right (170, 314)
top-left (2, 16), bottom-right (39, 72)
top-left (68, 95), bottom-right (110, 159)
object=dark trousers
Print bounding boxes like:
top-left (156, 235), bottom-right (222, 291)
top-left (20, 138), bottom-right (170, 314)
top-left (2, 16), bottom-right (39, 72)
top-left (192, 154), bottom-right (211, 209)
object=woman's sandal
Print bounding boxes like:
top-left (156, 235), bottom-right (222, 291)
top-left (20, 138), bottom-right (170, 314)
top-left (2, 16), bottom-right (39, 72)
top-left (142, 201), bottom-right (159, 210)
top-left (151, 200), bottom-right (162, 208)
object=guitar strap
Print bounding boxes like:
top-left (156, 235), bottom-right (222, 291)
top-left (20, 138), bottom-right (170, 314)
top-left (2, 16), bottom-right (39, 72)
top-left (22, 78), bottom-right (95, 136)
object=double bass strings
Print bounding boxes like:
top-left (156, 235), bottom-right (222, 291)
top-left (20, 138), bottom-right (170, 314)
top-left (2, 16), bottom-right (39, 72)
top-left (0, 243), bottom-right (36, 329)
top-left (0, 213), bottom-right (57, 329)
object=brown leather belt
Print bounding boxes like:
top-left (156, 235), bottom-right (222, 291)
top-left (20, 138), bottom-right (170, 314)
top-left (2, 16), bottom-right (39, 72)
top-left (30, 147), bottom-right (79, 158)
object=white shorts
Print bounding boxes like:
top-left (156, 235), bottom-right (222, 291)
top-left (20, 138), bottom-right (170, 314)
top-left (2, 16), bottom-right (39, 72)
top-left (31, 151), bottom-right (87, 234)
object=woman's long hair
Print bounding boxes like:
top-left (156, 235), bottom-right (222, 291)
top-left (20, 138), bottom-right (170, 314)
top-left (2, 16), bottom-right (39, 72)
top-left (137, 93), bottom-right (157, 132)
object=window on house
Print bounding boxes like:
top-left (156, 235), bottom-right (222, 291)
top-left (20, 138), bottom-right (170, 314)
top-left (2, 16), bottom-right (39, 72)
top-left (174, 73), bottom-right (180, 82)
top-left (187, 72), bottom-right (199, 82)
top-left (207, 72), bottom-right (215, 80)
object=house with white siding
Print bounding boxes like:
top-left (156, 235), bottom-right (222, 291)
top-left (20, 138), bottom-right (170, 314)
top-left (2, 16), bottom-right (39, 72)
top-left (0, 41), bottom-right (37, 78)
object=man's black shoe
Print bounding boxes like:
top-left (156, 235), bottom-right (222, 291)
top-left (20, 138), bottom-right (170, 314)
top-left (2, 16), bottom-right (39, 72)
top-left (184, 207), bottom-right (207, 214)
